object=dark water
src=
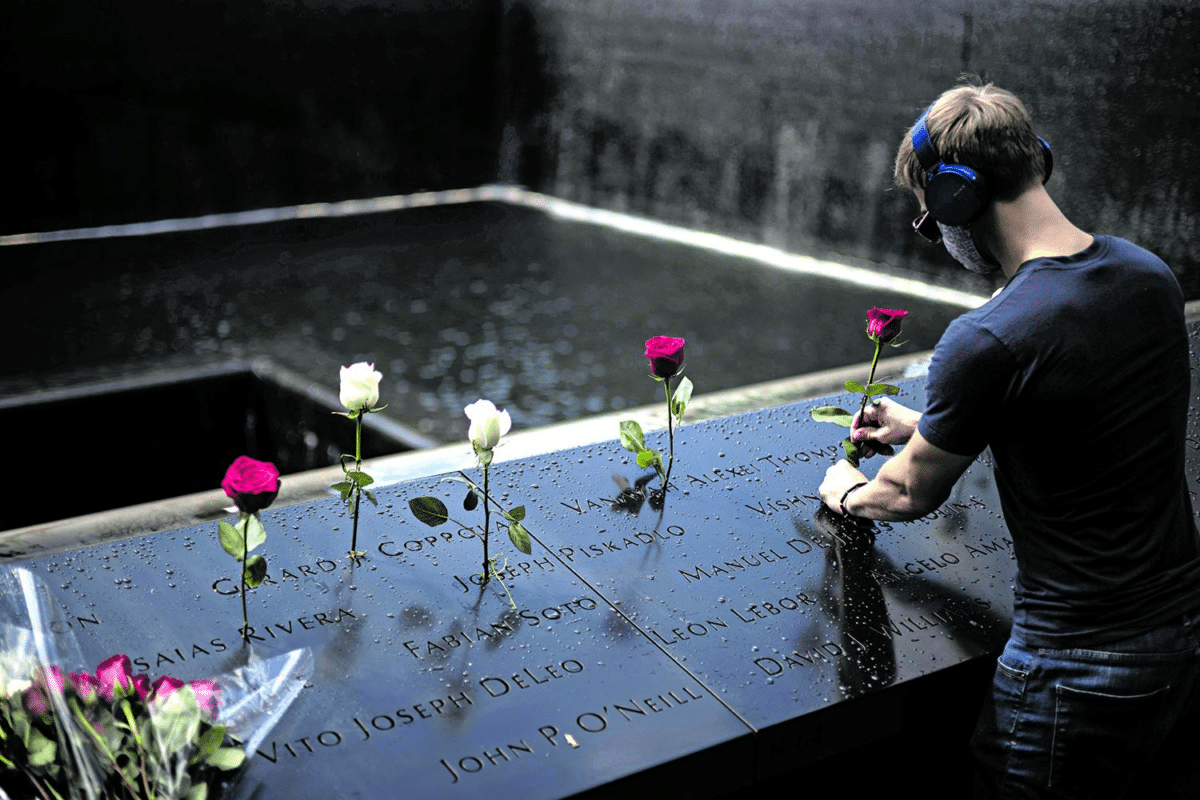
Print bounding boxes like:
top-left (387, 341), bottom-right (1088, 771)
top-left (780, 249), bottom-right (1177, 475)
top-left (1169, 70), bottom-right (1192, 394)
top-left (2, 202), bottom-right (968, 444)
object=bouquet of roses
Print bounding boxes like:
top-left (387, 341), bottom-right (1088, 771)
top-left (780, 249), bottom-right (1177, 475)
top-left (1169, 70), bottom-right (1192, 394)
top-left (2, 653), bottom-right (241, 800)
top-left (0, 568), bottom-right (312, 800)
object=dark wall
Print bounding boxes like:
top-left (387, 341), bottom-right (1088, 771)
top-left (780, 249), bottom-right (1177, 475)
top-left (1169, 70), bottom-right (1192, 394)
top-left (5, 0), bottom-right (1198, 295)
top-left (530, 0), bottom-right (1200, 295)
top-left (2, 0), bottom-right (552, 233)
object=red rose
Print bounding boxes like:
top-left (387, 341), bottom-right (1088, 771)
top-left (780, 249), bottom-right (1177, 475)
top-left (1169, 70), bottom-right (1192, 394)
top-left (644, 336), bottom-right (686, 379)
top-left (221, 456), bottom-right (280, 514)
top-left (866, 308), bottom-right (908, 344)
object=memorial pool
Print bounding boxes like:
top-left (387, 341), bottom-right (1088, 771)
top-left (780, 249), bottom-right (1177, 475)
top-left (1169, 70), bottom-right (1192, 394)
top-left (1, 190), bottom-right (980, 524)
top-left (2, 191), bottom-right (977, 442)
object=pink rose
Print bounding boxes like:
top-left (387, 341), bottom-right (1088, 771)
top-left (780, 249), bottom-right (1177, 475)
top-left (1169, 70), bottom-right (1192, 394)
top-left (35, 665), bottom-right (65, 694)
top-left (866, 308), bottom-right (908, 344)
top-left (70, 670), bottom-right (100, 703)
top-left (23, 666), bottom-right (63, 717)
top-left (96, 654), bottom-right (135, 702)
top-left (132, 674), bottom-right (151, 700)
top-left (151, 675), bottom-right (184, 703)
top-left (23, 685), bottom-right (52, 717)
top-left (221, 456), bottom-right (280, 514)
top-left (189, 678), bottom-right (222, 717)
top-left (644, 336), bottom-right (686, 379)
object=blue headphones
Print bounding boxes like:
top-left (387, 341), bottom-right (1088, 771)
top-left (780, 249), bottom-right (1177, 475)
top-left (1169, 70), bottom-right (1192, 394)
top-left (911, 105), bottom-right (1054, 227)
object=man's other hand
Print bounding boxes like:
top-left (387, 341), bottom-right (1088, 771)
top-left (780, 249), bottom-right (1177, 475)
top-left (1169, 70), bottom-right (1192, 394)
top-left (851, 398), bottom-right (921, 458)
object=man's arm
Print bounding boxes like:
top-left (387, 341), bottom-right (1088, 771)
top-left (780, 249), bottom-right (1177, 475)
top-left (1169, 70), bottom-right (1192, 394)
top-left (819, 430), bottom-right (976, 521)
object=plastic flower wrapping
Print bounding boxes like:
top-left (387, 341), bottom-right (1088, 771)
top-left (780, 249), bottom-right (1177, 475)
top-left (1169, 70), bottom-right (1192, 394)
top-left (0, 567), bottom-right (312, 800)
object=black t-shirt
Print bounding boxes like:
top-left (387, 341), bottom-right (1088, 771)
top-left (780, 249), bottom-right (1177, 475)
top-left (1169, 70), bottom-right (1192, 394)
top-left (919, 235), bottom-right (1200, 647)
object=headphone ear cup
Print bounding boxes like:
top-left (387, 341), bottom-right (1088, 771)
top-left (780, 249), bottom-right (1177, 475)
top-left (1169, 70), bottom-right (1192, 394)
top-left (925, 164), bottom-right (988, 227)
top-left (1039, 137), bottom-right (1054, 184)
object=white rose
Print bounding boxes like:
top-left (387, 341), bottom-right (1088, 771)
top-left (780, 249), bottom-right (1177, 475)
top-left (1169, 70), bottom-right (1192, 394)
top-left (339, 362), bottom-right (382, 412)
top-left (464, 399), bottom-right (511, 451)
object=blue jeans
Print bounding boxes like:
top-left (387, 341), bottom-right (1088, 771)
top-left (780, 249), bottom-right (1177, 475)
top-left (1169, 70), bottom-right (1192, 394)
top-left (971, 613), bottom-right (1200, 799)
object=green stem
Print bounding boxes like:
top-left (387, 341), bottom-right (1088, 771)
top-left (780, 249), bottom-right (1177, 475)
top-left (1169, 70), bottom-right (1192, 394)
top-left (120, 700), bottom-right (153, 799)
top-left (23, 770), bottom-right (52, 800)
top-left (351, 414), bottom-right (363, 554)
top-left (481, 463), bottom-right (491, 578)
top-left (241, 514), bottom-right (250, 640)
top-left (434, 478), bottom-right (518, 608)
top-left (70, 698), bottom-right (141, 798)
top-left (857, 340), bottom-right (884, 421)
top-left (662, 377), bottom-right (676, 492)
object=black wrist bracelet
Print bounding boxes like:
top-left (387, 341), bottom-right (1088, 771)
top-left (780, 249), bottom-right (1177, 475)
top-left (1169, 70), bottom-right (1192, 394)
top-left (839, 481), bottom-right (868, 516)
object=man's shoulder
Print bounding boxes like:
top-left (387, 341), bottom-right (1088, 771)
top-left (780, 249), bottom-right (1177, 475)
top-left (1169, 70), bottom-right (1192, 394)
top-left (955, 236), bottom-right (1179, 337)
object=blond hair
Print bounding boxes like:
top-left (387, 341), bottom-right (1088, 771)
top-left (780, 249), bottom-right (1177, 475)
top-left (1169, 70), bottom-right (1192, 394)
top-left (895, 82), bottom-right (1047, 202)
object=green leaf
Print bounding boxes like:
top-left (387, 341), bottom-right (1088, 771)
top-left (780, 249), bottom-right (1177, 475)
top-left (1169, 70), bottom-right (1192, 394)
top-left (243, 513), bottom-right (267, 553)
top-left (205, 746), bottom-right (246, 771)
top-left (619, 419), bottom-right (646, 453)
top-left (195, 725), bottom-right (226, 760)
top-left (187, 783), bottom-right (209, 800)
top-left (463, 489), bottom-right (479, 512)
top-left (503, 505), bottom-right (526, 523)
top-left (217, 520), bottom-right (244, 559)
top-left (509, 522), bottom-right (532, 555)
top-left (844, 379), bottom-right (865, 394)
top-left (409, 496), bottom-right (449, 527)
top-left (243, 555), bottom-right (267, 588)
top-left (811, 406), bottom-right (855, 427)
top-left (672, 377), bottom-right (694, 421)
top-left (330, 481), bottom-right (353, 494)
top-left (347, 470), bottom-right (374, 488)
top-left (841, 436), bottom-right (861, 467)
top-left (364, 490), bottom-right (377, 506)
top-left (636, 449), bottom-right (660, 469)
top-left (26, 729), bottom-right (56, 768)
top-left (865, 382), bottom-right (901, 397)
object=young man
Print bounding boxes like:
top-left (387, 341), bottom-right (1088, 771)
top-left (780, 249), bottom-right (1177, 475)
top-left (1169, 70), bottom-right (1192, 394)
top-left (818, 81), bottom-right (1200, 798)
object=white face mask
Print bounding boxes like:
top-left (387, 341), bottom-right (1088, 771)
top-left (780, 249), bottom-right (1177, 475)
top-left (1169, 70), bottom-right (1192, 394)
top-left (942, 224), bottom-right (1000, 275)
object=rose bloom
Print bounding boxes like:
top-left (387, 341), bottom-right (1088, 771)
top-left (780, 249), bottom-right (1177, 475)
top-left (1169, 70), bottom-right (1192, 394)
top-left (152, 674), bottom-right (185, 703)
top-left (96, 654), bottom-right (135, 703)
top-left (221, 456), bottom-right (281, 514)
top-left (70, 670), bottom-right (100, 703)
top-left (190, 678), bottom-right (222, 717)
top-left (866, 308), bottom-right (908, 344)
top-left (464, 399), bottom-right (511, 451)
top-left (644, 336), bottom-right (686, 379)
top-left (23, 685), bottom-right (52, 717)
top-left (339, 362), bottom-right (383, 412)
top-left (22, 666), bottom-right (64, 717)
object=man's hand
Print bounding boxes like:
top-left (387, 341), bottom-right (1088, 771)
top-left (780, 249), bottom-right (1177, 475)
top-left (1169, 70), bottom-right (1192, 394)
top-left (851, 398), bottom-right (921, 459)
top-left (819, 459), bottom-right (868, 514)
